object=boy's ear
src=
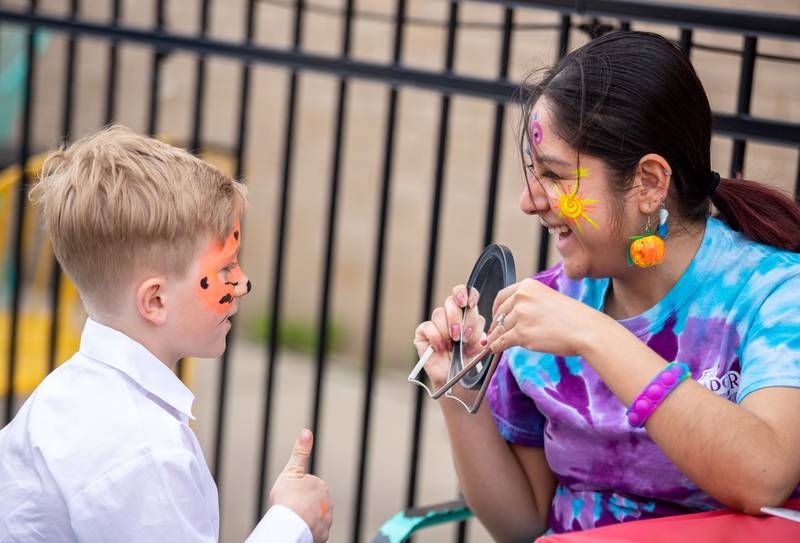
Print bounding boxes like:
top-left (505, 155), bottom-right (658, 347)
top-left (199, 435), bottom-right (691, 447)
top-left (136, 277), bottom-right (167, 325)
top-left (634, 153), bottom-right (672, 215)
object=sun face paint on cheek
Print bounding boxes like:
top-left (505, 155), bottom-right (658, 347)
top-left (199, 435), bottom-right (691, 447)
top-left (530, 112), bottom-right (543, 146)
top-left (550, 167), bottom-right (601, 235)
top-left (196, 220), bottom-right (242, 313)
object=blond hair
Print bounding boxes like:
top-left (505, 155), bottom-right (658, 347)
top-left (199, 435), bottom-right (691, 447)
top-left (29, 124), bottom-right (247, 312)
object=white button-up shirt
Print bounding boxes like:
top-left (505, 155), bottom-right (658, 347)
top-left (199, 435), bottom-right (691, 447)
top-left (0, 318), bottom-right (311, 543)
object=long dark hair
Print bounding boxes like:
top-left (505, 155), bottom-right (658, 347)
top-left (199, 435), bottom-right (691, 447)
top-left (520, 31), bottom-right (800, 252)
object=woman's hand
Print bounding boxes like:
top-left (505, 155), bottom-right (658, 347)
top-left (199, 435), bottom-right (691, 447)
top-left (485, 278), bottom-right (605, 357)
top-left (413, 285), bottom-right (486, 389)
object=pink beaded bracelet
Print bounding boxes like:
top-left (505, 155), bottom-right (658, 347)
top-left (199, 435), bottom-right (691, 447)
top-left (626, 362), bottom-right (691, 427)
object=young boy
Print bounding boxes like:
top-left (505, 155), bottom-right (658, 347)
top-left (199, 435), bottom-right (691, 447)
top-left (0, 126), bottom-right (332, 542)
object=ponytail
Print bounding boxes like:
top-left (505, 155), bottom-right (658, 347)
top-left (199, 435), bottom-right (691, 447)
top-left (711, 176), bottom-right (800, 252)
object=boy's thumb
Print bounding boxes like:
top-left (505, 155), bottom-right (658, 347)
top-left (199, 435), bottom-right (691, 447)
top-left (282, 429), bottom-right (313, 476)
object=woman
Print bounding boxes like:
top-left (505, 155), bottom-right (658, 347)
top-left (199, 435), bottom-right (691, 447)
top-left (413, 31), bottom-right (800, 540)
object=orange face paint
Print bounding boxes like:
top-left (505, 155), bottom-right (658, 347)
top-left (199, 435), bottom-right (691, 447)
top-left (196, 219), bottom-right (250, 313)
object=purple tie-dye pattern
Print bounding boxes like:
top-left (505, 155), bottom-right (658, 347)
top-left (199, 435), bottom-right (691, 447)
top-left (543, 357), bottom-right (594, 426)
top-left (678, 316), bottom-right (740, 371)
top-left (487, 350), bottom-right (546, 447)
top-left (486, 218), bottom-right (800, 533)
top-left (645, 313), bottom-right (679, 362)
top-left (621, 315), bottom-right (650, 332)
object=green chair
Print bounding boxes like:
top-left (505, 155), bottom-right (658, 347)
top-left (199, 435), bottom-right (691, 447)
top-left (371, 500), bottom-right (473, 543)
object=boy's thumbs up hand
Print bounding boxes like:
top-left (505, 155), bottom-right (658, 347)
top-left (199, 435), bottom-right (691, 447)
top-left (269, 429), bottom-right (333, 542)
top-left (282, 428), bottom-right (313, 477)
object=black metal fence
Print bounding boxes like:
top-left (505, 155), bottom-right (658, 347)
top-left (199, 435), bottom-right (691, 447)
top-left (1, 1), bottom-right (799, 541)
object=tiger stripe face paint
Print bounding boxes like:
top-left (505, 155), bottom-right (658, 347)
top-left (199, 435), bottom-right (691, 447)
top-left (196, 219), bottom-right (249, 313)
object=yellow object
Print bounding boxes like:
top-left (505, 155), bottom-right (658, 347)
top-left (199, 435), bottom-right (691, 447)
top-left (0, 308), bottom-right (80, 395)
top-left (629, 235), bottom-right (666, 267)
top-left (1, 154), bottom-right (83, 395)
top-left (570, 166), bottom-right (589, 181)
top-left (553, 183), bottom-right (599, 235)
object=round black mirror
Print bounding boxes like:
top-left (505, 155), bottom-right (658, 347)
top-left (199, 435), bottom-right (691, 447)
top-left (448, 244), bottom-right (516, 389)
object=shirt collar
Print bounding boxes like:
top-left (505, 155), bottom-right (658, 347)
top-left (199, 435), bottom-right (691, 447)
top-left (79, 318), bottom-right (196, 420)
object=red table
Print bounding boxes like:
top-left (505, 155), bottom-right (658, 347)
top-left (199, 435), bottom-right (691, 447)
top-left (540, 498), bottom-right (800, 542)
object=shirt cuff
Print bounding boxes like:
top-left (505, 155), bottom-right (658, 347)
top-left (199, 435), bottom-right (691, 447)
top-left (246, 504), bottom-right (312, 543)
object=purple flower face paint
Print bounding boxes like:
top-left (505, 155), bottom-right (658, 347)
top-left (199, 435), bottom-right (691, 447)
top-left (530, 112), bottom-right (543, 146)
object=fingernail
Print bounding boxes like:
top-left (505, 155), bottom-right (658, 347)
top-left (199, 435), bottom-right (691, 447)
top-left (480, 337), bottom-right (488, 347)
top-left (300, 429), bottom-right (311, 443)
top-left (469, 294), bottom-right (478, 308)
top-left (451, 324), bottom-right (460, 340)
top-left (456, 293), bottom-right (466, 307)
top-left (463, 327), bottom-right (473, 340)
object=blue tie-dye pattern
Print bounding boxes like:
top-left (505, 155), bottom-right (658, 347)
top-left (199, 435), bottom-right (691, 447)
top-left (512, 351), bottom-right (582, 390)
top-left (607, 500), bottom-right (631, 522)
top-left (607, 495), bottom-right (643, 521)
top-left (564, 355), bottom-right (582, 375)
top-left (592, 492), bottom-right (603, 522)
top-left (486, 217), bottom-right (800, 533)
top-left (571, 496), bottom-right (584, 522)
top-left (512, 348), bottom-right (560, 387)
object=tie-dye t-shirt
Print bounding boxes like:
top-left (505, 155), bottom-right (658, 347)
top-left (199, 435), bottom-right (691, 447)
top-left (486, 217), bottom-right (800, 533)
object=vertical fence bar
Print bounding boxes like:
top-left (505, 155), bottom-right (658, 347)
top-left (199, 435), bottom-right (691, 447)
top-left (189, 0), bottom-right (210, 154)
top-left (453, 7), bottom-right (516, 543)
top-left (481, 8), bottom-right (514, 248)
top-left (351, 0), bottom-right (407, 540)
top-left (176, 0), bottom-right (211, 384)
top-left (730, 35), bottom-right (757, 178)
top-left (679, 28), bottom-right (693, 56)
top-left (256, 0), bottom-right (306, 522)
top-left (213, 0), bottom-right (255, 488)
top-left (795, 151), bottom-right (799, 201)
top-left (308, 0), bottom-right (356, 475)
top-left (47, 0), bottom-right (80, 375)
top-left (5, 0), bottom-right (38, 424)
top-left (146, 0), bottom-right (166, 136)
top-left (405, 0), bottom-right (460, 519)
top-left (536, 13), bottom-right (571, 272)
top-left (104, 0), bottom-right (121, 123)
top-left (60, 0), bottom-right (79, 143)
top-left (558, 14), bottom-right (570, 60)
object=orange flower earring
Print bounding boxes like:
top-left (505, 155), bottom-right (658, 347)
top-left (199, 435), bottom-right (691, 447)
top-left (628, 206), bottom-right (669, 268)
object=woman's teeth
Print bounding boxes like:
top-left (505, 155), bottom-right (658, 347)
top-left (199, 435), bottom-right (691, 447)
top-left (548, 224), bottom-right (571, 236)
